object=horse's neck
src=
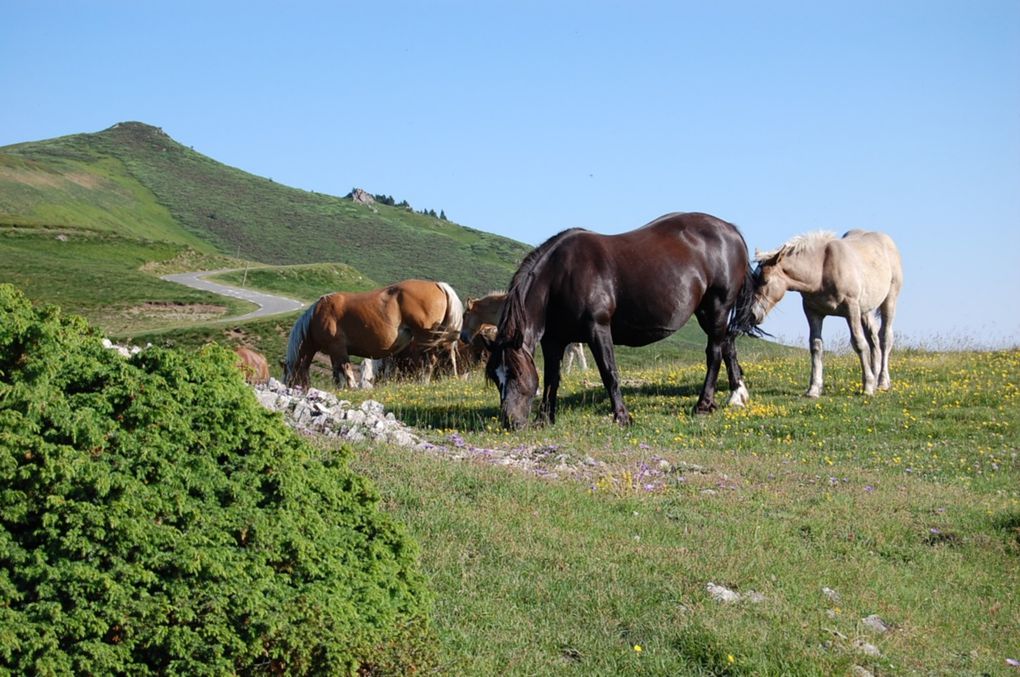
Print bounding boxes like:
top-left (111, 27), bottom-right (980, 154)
top-left (481, 297), bottom-right (505, 324)
top-left (502, 290), bottom-right (544, 354)
top-left (780, 251), bottom-right (826, 293)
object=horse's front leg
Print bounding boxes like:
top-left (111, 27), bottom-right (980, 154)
top-left (845, 305), bottom-right (877, 395)
top-left (538, 338), bottom-right (565, 425)
top-left (329, 349), bottom-right (357, 389)
top-left (588, 325), bottom-right (630, 425)
top-left (804, 307), bottom-right (825, 398)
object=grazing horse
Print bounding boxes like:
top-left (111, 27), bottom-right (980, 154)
top-left (283, 279), bottom-right (464, 389)
top-left (234, 346), bottom-right (270, 385)
top-left (751, 229), bottom-right (902, 397)
top-left (462, 292), bottom-right (589, 372)
top-left (486, 212), bottom-right (760, 429)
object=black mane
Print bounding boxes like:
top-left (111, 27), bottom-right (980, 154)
top-left (498, 228), bottom-right (587, 347)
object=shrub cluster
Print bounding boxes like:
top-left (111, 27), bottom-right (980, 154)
top-left (0, 284), bottom-right (431, 674)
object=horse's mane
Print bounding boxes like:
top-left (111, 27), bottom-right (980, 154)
top-left (500, 228), bottom-right (587, 347)
top-left (284, 297), bottom-right (319, 375)
top-left (755, 230), bottom-right (837, 263)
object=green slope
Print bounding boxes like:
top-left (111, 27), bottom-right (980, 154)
top-left (0, 122), bottom-right (530, 296)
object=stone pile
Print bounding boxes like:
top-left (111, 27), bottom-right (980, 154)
top-left (254, 378), bottom-right (423, 447)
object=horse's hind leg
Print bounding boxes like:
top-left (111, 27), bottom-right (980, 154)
top-left (862, 312), bottom-right (882, 388)
top-left (846, 305), bottom-right (877, 395)
top-left (722, 334), bottom-right (749, 407)
top-left (588, 324), bottom-right (631, 425)
top-left (694, 307), bottom-right (728, 414)
top-left (877, 295), bottom-right (897, 390)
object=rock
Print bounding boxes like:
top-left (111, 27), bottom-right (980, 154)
top-left (853, 639), bottom-right (881, 657)
top-left (861, 614), bottom-right (890, 634)
top-left (822, 587), bottom-right (841, 603)
top-left (706, 582), bottom-right (764, 604)
top-left (706, 582), bottom-right (741, 603)
top-left (350, 188), bottom-right (375, 205)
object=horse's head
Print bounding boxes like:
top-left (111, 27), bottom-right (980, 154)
top-left (750, 248), bottom-right (787, 324)
top-left (460, 298), bottom-right (480, 343)
top-left (485, 339), bottom-right (539, 430)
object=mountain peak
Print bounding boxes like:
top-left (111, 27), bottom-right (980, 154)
top-left (104, 121), bottom-right (169, 136)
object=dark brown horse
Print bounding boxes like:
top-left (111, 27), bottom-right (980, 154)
top-left (486, 212), bottom-right (760, 428)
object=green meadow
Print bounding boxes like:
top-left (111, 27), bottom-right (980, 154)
top-left (336, 348), bottom-right (1019, 675)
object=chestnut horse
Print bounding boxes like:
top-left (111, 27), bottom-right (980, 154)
top-left (486, 212), bottom-right (760, 429)
top-left (283, 279), bottom-right (464, 389)
top-left (461, 292), bottom-right (589, 372)
top-left (234, 346), bottom-right (269, 385)
top-left (752, 229), bottom-right (902, 397)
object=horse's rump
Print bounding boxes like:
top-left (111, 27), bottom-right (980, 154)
top-left (234, 346), bottom-right (270, 385)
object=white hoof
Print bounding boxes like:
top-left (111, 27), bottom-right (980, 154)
top-left (727, 382), bottom-right (749, 407)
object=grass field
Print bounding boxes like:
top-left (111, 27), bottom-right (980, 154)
top-left (325, 348), bottom-right (1020, 675)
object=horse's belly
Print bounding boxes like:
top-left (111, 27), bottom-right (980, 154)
top-left (611, 321), bottom-right (681, 347)
top-left (610, 308), bottom-right (688, 346)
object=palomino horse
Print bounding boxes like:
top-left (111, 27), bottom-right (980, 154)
top-left (486, 212), bottom-right (760, 429)
top-left (461, 292), bottom-right (589, 372)
top-left (234, 346), bottom-right (270, 385)
top-left (283, 279), bottom-right (464, 389)
top-left (752, 229), bottom-right (902, 397)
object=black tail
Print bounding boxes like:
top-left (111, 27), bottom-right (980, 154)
top-left (729, 266), bottom-right (769, 338)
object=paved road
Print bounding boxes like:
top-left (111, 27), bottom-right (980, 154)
top-left (161, 270), bottom-right (306, 322)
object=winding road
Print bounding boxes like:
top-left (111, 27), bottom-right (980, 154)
top-left (161, 270), bottom-right (306, 322)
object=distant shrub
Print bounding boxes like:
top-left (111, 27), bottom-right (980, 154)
top-left (0, 284), bottom-right (433, 674)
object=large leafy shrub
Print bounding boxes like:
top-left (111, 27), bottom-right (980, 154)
top-left (0, 283), bottom-right (432, 674)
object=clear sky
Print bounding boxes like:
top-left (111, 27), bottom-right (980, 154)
top-left (3, 1), bottom-right (1018, 347)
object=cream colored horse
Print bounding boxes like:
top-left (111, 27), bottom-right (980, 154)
top-left (752, 230), bottom-right (902, 397)
top-left (461, 292), bottom-right (589, 372)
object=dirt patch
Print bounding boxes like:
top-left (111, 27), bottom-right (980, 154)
top-left (125, 301), bottom-right (228, 321)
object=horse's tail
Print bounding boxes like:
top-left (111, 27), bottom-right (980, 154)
top-left (437, 281), bottom-right (464, 335)
top-left (729, 265), bottom-right (769, 338)
top-left (284, 298), bottom-right (318, 385)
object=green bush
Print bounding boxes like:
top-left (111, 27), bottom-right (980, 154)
top-left (0, 283), bottom-right (432, 675)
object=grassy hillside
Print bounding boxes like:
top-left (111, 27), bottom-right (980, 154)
top-left (0, 122), bottom-right (530, 296)
top-left (0, 230), bottom-right (255, 334)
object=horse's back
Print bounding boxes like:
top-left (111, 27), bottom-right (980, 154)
top-left (542, 212), bottom-right (749, 345)
top-left (391, 279), bottom-right (451, 329)
top-left (829, 230), bottom-right (902, 306)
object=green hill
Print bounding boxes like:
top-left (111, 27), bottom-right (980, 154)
top-left (0, 121), bottom-right (530, 296)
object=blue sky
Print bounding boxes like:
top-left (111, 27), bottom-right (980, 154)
top-left (3, 1), bottom-right (1018, 347)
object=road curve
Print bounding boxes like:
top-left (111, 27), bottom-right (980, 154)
top-left (161, 270), bottom-right (306, 322)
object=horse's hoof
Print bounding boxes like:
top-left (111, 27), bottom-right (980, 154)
top-left (694, 402), bottom-right (717, 415)
top-left (614, 411), bottom-right (632, 426)
top-left (803, 390), bottom-right (821, 399)
top-left (727, 382), bottom-right (749, 407)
